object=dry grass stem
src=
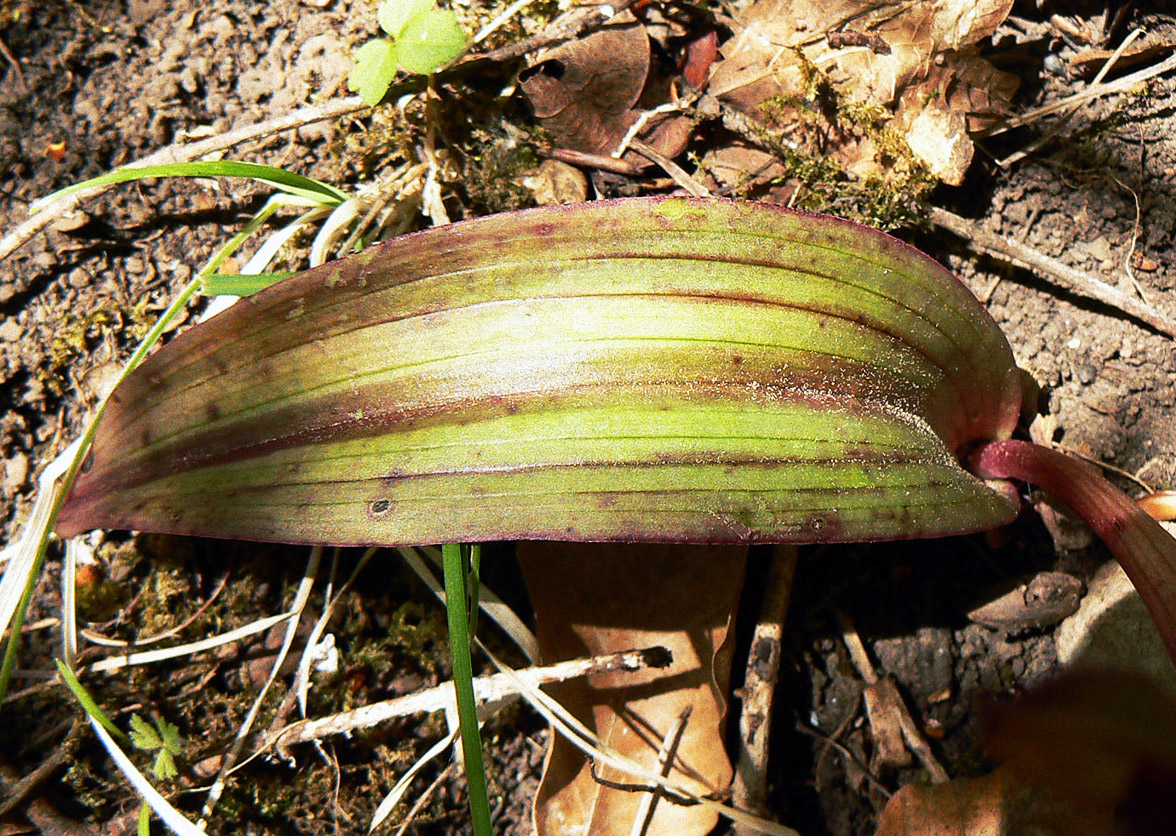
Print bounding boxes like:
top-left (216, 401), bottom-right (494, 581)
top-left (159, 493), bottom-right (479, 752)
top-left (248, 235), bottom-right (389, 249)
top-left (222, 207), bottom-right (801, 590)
top-left (271, 647), bottom-right (670, 757)
top-left (981, 50), bottom-right (1176, 139)
top-left (629, 706), bottom-right (694, 836)
top-left (999, 28), bottom-right (1145, 166)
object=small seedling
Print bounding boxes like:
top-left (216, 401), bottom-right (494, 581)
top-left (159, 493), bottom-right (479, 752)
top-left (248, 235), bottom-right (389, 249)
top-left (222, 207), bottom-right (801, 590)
top-left (349, 0), bottom-right (467, 105)
top-left (130, 714), bottom-right (181, 780)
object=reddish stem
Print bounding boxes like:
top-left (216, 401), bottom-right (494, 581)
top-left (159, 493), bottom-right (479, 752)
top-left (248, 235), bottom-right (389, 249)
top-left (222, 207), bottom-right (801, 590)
top-left (971, 439), bottom-right (1176, 668)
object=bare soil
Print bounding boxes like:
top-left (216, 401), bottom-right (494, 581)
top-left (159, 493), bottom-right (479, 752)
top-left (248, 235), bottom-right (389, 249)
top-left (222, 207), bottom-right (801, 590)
top-left (1, 1), bottom-right (1175, 834)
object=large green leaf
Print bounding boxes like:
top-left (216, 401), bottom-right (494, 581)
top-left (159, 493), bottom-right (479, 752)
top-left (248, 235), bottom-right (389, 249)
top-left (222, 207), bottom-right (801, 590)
top-left (57, 197), bottom-right (1022, 546)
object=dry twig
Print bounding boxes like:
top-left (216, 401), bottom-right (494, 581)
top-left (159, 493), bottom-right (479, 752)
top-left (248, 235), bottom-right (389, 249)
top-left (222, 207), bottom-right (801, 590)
top-left (270, 646), bottom-right (671, 757)
top-left (732, 546), bottom-right (798, 834)
top-left (838, 612), bottom-right (949, 784)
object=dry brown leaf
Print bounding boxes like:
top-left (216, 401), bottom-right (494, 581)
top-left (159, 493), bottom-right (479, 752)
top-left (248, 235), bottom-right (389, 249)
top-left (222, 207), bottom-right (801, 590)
top-left (519, 12), bottom-right (693, 161)
top-left (983, 669), bottom-right (1176, 833)
top-left (519, 13), bottom-right (651, 156)
top-left (518, 543), bottom-right (746, 836)
top-left (967, 572), bottom-right (1085, 632)
top-left (707, 0), bottom-right (1017, 185)
top-left (874, 770), bottom-right (1006, 836)
top-left (873, 768), bottom-right (1062, 836)
top-left (876, 670), bottom-right (1176, 835)
top-left (697, 143), bottom-right (788, 197)
top-left (520, 159), bottom-right (590, 206)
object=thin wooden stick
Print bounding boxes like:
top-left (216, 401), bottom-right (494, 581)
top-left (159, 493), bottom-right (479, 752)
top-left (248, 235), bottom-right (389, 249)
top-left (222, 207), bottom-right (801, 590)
top-left (732, 546), bottom-right (798, 833)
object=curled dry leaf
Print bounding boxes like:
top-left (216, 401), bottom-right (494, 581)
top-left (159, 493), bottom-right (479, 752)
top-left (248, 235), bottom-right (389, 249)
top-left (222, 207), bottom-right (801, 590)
top-left (519, 12), bottom-right (694, 162)
top-left (707, 0), bottom-right (1017, 185)
top-left (873, 768), bottom-right (1073, 836)
top-left (518, 543), bottom-right (744, 836)
top-left (983, 669), bottom-right (1176, 835)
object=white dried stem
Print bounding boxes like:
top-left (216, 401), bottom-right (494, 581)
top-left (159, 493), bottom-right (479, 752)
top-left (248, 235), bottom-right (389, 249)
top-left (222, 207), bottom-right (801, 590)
top-left (270, 647), bottom-right (670, 757)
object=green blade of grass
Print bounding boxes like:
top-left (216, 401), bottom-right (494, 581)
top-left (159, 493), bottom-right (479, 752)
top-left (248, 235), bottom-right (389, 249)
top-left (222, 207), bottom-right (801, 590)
top-left (30, 160), bottom-right (349, 211)
top-left (0, 193), bottom-right (300, 705)
top-left (56, 659), bottom-right (128, 743)
top-left (442, 543), bottom-right (493, 836)
top-left (200, 272), bottom-right (297, 297)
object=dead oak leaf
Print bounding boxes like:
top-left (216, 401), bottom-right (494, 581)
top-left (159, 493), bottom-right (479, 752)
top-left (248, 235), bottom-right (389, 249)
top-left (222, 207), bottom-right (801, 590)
top-left (520, 13), bottom-right (651, 156)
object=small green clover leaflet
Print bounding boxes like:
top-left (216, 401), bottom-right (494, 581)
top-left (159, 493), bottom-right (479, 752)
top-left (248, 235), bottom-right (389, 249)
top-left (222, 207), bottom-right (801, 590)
top-left (348, 0), bottom-right (466, 105)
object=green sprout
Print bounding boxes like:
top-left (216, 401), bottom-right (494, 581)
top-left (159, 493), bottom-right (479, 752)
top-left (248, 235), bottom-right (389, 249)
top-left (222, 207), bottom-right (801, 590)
top-left (130, 715), bottom-right (181, 780)
top-left (349, 0), bottom-right (467, 105)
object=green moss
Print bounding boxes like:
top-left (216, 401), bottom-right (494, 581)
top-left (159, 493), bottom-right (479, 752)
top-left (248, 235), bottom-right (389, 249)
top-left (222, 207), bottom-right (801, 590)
top-left (753, 80), bottom-right (936, 229)
top-left (461, 132), bottom-right (539, 213)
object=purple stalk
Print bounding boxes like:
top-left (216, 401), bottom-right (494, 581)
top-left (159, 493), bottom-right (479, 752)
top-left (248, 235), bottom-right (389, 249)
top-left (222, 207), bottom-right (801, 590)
top-left (971, 439), bottom-right (1176, 668)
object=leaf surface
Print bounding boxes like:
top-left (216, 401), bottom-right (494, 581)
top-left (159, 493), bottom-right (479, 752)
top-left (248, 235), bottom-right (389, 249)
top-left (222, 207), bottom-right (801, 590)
top-left (58, 197), bottom-right (1021, 546)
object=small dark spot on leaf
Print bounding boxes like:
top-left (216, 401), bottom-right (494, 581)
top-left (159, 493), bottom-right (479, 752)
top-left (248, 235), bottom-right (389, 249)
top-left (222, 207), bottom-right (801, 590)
top-left (533, 222), bottom-right (556, 236)
top-left (206, 402), bottom-right (221, 420)
top-left (368, 498), bottom-right (393, 517)
top-left (731, 353), bottom-right (743, 365)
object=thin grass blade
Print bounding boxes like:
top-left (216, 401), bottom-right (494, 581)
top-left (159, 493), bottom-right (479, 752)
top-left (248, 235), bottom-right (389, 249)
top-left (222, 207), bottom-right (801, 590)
top-left (30, 161), bottom-right (349, 211)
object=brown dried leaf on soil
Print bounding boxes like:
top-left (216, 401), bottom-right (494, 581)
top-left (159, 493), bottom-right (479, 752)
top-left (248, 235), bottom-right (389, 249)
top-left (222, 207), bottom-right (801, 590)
top-left (517, 543), bottom-right (746, 836)
top-left (876, 670), bottom-right (1176, 835)
top-left (518, 11), bottom-right (694, 161)
top-left (983, 669), bottom-right (1176, 835)
top-left (873, 767), bottom-right (1071, 836)
top-left (967, 571), bottom-right (1085, 632)
top-left (707, 0), bottom-right (1018, 185)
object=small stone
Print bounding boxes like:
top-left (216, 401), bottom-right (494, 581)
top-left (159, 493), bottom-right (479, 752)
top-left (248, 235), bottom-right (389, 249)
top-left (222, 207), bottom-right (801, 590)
top-left (125, 257), bottom-right (145, 275)
top-left (52, 210), bottom-right (90, 232)
top-left (67, 268), bottom-right (91, 289)
top-left (3, 452), bottom-right (28, 493)
top-left (0, 319), bottom-right (21, 342)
